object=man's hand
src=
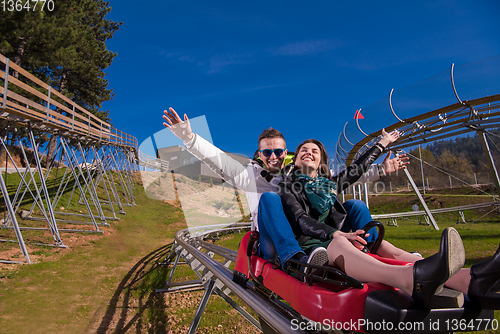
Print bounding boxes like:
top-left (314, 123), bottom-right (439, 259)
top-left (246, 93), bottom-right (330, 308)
top-left (381, 151), bottom-right (409, 174)
top-left (378, 128), bottom-right (401, 148)
top-left (163, 107), bottom-right (194, 142)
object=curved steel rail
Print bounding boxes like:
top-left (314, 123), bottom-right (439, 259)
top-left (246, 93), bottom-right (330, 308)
top-left (343, 94), bottom-right (500, 166)
top-left (335, 60), bottom-right (500, 168)
top-left (451, 63), bottom-right (467, 106)
top-left (389, 89), bottom-right (405, 124)
top-left (165, 223), bottom-right (313, 334)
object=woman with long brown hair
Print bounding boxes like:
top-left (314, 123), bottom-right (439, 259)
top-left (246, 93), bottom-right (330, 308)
top-left (278, 135), bottom-right (500, 309)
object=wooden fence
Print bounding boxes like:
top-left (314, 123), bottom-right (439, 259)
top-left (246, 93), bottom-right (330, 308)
top-left (0, 53), bottom-right (137, 150)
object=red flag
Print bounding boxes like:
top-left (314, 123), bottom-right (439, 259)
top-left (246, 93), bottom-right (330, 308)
top-left (354, 109), bottom-right (364, 119)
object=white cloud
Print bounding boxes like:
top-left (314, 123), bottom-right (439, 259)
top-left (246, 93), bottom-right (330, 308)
top-left (178, 55), bottom-right (196, 62)
top-left (160, 51), bottom-right (252, 74)
top-left (207, 53), bottom-right (251, 73)
top-left (273, 39), bottom-right (344, 56)
top-left (160, 52), bottom-right (196, 63)
top-left (161, 51), bottom-right (180, 58)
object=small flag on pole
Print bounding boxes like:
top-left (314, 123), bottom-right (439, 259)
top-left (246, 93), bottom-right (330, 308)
top-left (354, 109), bottom-right (364, 119)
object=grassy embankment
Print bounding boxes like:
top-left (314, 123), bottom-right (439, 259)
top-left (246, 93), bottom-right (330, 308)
top-left (0, 170), bottom-right (499, 333)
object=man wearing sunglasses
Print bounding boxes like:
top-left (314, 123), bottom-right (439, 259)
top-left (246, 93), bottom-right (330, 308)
top-left (163, 107), bottom-right (409, 270)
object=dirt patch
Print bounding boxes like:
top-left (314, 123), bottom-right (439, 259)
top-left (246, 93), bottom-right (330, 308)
top-left (0, 152), bottom-right (23, 168)
top-left (164, 200), bottom-right (182, 208)
top-left (0, 220), bottom-right (117, 270)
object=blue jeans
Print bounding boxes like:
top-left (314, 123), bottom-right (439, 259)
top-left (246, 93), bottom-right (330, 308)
top-left (258, 194), bottom-right (377, 268)
top-left (258, 192), bottom-right (303, 268)
top-left (341, 199), bottom-right (378, 242)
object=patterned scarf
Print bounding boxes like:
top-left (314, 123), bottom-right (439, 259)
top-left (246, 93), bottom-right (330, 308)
top-left (293, 173), bottom-right (337, 215)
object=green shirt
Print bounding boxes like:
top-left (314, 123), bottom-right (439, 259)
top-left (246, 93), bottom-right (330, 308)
top-left (301, 208), bottom-right (337, 251)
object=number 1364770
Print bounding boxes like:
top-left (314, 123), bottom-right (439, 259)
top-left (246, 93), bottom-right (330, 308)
top-left (2, 0), bottom-right (55, 11)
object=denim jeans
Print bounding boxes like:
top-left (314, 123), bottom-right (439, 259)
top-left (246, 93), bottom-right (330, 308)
top-left (258, 193), bottom-right (377, 268)
top-left (341, 199), bottom-right (379, 242)
top-left (257, 192), bottom-right (303, 268)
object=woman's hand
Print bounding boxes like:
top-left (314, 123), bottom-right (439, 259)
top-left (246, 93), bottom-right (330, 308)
top-left (333, 230), bottom-right (368, 251)
top-left (378, 128), bottom-right (400, 148)
top-left (381, 151), bottom-right (410, 174)
top-left (163, 107), bottom-right (194, 142)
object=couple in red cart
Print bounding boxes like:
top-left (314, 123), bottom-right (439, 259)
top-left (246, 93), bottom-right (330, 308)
top-left (163, 107), bottom-right (499, 312)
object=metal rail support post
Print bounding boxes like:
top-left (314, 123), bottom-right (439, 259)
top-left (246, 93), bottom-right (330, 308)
top-left (478, 130), bottom-right (500, 198)
top-left (0, 146), bottom-right (30, 263)
top-left (0, 136), bottom-right (66, 240)
top-left (77, 142), bottom-right (107, 223)
top-left (403, 167), bottom-right (439, 230)
top-left (363, 183), bottom-right (369, 209)
top-left (27, 123), bottom-right (64, 244)
top-left (109, 147), bottom-right (136, 206)
top-left (101, 147), bottom-right (125, 214)
top-left (419, 145), bottom-right (426, 194)
top-left (26, 141), bottom-right (63, 217)
top-left (187, 279), bottom-right (216, 334)
top-left (60, 138), bottom-right (101, 230)
top-left (88, 146), bottom-right (118, 219)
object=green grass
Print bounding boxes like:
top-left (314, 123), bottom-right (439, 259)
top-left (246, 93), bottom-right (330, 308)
top-left (0, 172), bottom-right (183, 333)
top-left (0, 175), bottom-right (499, 333)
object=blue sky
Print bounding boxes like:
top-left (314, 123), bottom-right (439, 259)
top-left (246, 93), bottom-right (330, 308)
top-left (102, 0), bottom-right (500, 159)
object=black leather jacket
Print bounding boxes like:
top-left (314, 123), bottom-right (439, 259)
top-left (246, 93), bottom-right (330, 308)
top-left (278, 145), bottom-right (384, 246)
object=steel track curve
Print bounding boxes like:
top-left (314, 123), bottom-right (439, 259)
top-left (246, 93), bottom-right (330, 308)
top-left (163, 223), bottom-right (320, 334)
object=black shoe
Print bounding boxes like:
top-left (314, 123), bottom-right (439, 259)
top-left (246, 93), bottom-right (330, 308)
top-left (412, 227), bottom-right (465, 309)
top-left (305, 247), bottom-right (329, 267)
top-left (468, 244), bottom-right (500, 309)
top-left (285, 248), bottom-right (329, 282)
top-left (303, 247), bottom-right (329, 282)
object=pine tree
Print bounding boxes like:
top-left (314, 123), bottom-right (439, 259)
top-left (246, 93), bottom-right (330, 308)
top-left (0, 0), bottom-right (121, 121)
top-left (1, 0), bottom-right (121, 166)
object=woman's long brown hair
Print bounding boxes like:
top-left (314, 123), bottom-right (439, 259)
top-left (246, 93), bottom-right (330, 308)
top-left (294, 139), bottom-right (331, 179)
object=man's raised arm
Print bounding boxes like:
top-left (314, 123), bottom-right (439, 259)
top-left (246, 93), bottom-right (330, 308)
top-left (162, 107), bottom-right (254, 191)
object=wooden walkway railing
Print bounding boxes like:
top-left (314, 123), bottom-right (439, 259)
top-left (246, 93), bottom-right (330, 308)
top-left (0, 53), bottom-right (137, 150)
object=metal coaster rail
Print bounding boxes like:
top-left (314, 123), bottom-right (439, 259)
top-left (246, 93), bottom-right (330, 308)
top-left (334, 60), bottom-right (500, 231)
top-left (163, 223), bottom-right (311, 334)
top-left (341, 94), bottom-right (500, 167)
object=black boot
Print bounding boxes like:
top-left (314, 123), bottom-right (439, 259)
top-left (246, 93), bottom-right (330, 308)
top-left (468, 244), bottom-right (500, 309)
top-left (412, 227), bottom-right (465, 309)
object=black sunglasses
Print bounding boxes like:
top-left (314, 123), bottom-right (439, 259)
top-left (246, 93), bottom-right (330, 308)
top-left (259, 148), bottom-right (285, 157)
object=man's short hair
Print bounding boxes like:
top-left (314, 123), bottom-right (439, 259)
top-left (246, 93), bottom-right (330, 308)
top-left (258, 128), bottom-right (286, 148)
